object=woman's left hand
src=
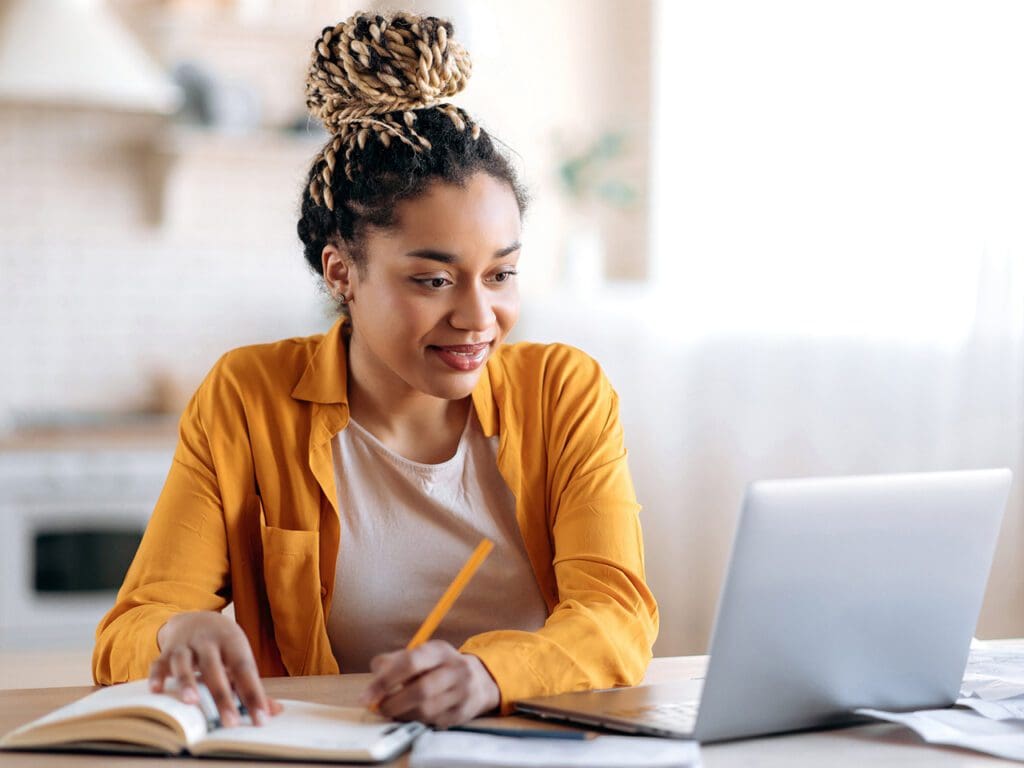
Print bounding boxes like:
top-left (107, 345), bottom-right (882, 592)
top-left (358, 640), bottom-right (500, 727)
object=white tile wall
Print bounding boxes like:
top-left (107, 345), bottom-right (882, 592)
top-left (0, 106), bottom-right (332, 427)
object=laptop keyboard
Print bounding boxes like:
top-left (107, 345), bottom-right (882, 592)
top-left (607, 701), bottom-right (699, 732)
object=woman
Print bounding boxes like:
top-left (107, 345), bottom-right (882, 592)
top-left (93, 10), bottom-right (658, 730)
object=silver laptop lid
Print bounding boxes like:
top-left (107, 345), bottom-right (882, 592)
top-left (694, 468), bottom-right (1011, 742)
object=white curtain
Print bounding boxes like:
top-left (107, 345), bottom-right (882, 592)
top-left (516, 0), bottom-right (1024, 654)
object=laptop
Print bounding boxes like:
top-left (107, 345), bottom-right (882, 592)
top-left (515, 469), bottom-right (1012, 743)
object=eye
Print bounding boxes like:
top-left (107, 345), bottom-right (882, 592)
top-left (492, 269), bottom-right (518, 283)
top-left (413, 276), bottom-right (453, 289)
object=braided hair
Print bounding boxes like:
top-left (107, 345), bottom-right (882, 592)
top-left (296, 10), bottom-right (528, 308)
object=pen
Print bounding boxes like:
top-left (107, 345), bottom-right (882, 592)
top-left (449, 724), bottom-right (595, 740)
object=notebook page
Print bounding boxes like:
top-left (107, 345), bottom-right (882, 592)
top-left (192, 699), bottom-right (411, 760)
top-left (1, 679), bottom-right (208, 748)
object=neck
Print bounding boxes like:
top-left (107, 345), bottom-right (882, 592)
top-left (344, 328), bottom-right (472, 447)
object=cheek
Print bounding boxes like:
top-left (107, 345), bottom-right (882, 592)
top-left (387, 299), bottom-right (461, 353)
top-left (494, 287), bottom-right (520, 327)
top-left (364, 283), bottom-right (432, 332)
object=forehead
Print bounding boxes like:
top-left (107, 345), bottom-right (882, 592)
top-left (384, 172), bottom-right (521, 247)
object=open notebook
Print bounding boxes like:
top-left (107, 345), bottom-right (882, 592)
top-left (0, 679), bottom-right (425, 763)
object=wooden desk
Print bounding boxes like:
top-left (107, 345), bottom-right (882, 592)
top-left (0, 657), bottom-right (1016, 767)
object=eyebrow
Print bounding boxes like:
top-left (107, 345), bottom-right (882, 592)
top-left (404, 242), bottom-right (521, 264)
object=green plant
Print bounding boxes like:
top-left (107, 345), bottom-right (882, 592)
top-left (557, 130), bottom-right (637, 208)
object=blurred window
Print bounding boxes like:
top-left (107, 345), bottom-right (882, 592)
top-left (651, 0), bottom-right (1024, 343)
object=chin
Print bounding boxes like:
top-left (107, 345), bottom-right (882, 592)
top-left (421, 371), bottom-right (484, 401)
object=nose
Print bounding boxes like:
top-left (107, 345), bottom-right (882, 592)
top-left (449, 281), bottom-right (495, 332)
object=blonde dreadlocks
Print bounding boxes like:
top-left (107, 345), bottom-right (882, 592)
top-left (306, 11), bottom-right (481, 210)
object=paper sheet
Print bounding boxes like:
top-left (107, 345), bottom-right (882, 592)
top-left (408, 730), bottom-right (701, 768)
top-left (961, 639), bottom-right (1024, 701)
top-left (857, 707), bottom-right (1024, 762)
top-left (958, 697), bottom-right (1024, 721)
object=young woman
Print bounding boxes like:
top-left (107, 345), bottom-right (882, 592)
top-left (93, 10), bottom-right (658, 730)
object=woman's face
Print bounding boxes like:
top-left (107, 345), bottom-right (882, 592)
top-left (337, 171), bottom-right (522, 402)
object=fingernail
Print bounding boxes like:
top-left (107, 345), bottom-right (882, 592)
top-left (252, 708), bottom-right (266, 726)
top-left (182, 687), bottom-right (199, 704)
top-left (224, 712), bottom-right (240, 728)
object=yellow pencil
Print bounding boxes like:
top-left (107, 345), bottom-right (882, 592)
top-left (407, 538), bottom-right (494, 649)
top-left (366, 538), bottom-right (494, 713)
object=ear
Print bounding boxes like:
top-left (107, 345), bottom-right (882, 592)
top-left (321, 241), bottom-right (356, 301)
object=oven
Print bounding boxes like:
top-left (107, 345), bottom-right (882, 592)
top-left (0, 448), bottom-right (173, 650)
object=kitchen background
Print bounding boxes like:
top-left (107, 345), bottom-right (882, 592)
top-left (3, 0), bottom-right (1024, 688)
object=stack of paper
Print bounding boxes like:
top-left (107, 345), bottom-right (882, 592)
top-left (961, 639), bottom-right (1024, 703)
top-left (858, 639), bottom-right (1024, 762)
top-left (409, 731), bottom-right (701, 768)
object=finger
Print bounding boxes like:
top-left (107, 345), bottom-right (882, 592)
top-left (362, 643), bottom-right (445, 708)
top-left (193, 642), bottom-right (240, 727)
top-left (224, 651), bottom-right (270, 726)
top-left (387, 683), bottom-right (464, 725)
top-left (366, 648), bottom-right (403, 682)
top-left (378, 665), bottom-right (460, 721)
top-left (361, 642), bottom-right (451, 706)
top-left (359, 650), bottom-right (405, 706)
top-left (268, 697), bottom-right (284, 716)
top-left (432, 698), bottom-right (477, 730)
top-left (149, 657), bottom-right (169, 693)
top-left (168, 646), bottom-right (200, 704)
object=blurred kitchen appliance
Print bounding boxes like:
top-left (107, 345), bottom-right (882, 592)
top-left (0, 445), bottom-right (173, 650)
top-left (0, 0), bottom-right (181, 112)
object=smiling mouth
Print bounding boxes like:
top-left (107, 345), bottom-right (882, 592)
top-left (428, 342), bottom-right (491, 371)
top-left (431, 343), bottom-right (491, 354)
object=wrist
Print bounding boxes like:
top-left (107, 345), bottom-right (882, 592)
top-left (468, 654), bottom-right (501, 713)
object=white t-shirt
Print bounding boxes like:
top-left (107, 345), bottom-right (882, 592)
top-left (326, 408), bottom-right (549, 672)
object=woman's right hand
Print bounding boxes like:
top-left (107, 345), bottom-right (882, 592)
top-left (149, 611), bottom-right (281, 726)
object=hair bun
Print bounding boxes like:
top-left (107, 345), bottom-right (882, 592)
top-left (306, 11), bottom-right (472, 133)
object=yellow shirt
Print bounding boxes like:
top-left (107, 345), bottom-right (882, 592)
top-left (93, 317), bottom-right (659, 713)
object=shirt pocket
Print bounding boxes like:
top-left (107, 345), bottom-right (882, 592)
top-left (256, 495), bottom-right (322, 676)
